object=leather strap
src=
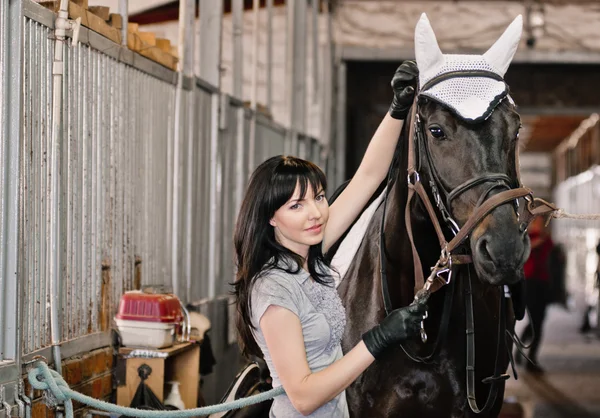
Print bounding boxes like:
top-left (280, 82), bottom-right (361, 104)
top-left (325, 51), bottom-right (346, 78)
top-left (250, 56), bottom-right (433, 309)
top-left (465, 267), bottom-right (509, 414)
top-left (400, 267), bottom-right (456, 364)
top-left (446, 174), bottom-right (513, 206)
top-left (446, 187), bottom-right (533, 254)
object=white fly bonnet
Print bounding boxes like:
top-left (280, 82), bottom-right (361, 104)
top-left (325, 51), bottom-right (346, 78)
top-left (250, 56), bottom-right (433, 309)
top-left (415, 14), bottom-right (523, 123)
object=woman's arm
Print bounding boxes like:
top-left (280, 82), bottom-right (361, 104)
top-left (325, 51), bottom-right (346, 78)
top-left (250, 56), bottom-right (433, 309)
top-left (323, 113), bottom-right (403, 252)
top-left (259, 299), bottom-right (426, 416)
top-left (323, 61), bottom-right (418, 252)
top-left (260, 305), bottom-right (374, 415)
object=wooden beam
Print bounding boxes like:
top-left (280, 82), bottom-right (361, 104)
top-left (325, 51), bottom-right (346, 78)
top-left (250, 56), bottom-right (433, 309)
top-left (108, 13), bottom-right (123, 29)
top-left (88, 5), bottom-right (110, 21)
top-left (128, 0), bottom-right (288, 25)
top-left (68, 1), bottom-right (121, 44)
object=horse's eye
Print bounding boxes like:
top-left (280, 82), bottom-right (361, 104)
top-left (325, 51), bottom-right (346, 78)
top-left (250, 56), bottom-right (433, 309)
top-left (428, 126), bottom-right (446, 139)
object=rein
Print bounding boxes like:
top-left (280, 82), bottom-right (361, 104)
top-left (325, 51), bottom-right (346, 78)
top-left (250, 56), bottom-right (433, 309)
top-left (377, 71), bottom-right (557, 414)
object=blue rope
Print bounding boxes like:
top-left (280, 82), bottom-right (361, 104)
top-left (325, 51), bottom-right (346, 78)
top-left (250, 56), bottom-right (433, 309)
top-left (28, 361), bottom-right (284, 418)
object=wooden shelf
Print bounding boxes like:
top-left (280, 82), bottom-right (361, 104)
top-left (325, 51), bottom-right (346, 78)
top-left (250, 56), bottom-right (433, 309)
top-left (116, 342), bottom-right (200, 409)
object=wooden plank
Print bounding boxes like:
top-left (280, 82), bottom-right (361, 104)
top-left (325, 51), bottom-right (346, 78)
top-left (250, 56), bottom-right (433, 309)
top-left (156, 38), bottom-right (171, 53)
top-left (166, 345), bottom-right (200, 409)
top-left (128, 22), bottom-right (139, 33)
top-left (138, 45), bottom-right (178, 71)
top-left (119, 342), bottom-right (195, 358)
top-left (68, 1), bottom-right (121, 45)
top-left (116, 357), bottom-right (165, 407)
top-left (38, 0), bottom-right (88, 11)
top-left (128, 31), bottom-right (178, 70)
top-left (108, 13), bottom-right (123, 29)
top-left (88, 5), bottom-right (110, 21)
top-left (138, 31), bottom-right (156, 47)
top-left (127, 30), bottom-right (144, 52)
top-left (116, 342), bottom-right (200, 409)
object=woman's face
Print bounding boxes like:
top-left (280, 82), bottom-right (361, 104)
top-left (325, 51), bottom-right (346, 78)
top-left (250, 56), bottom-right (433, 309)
top-left (270, 181), bottom-right (329, 258)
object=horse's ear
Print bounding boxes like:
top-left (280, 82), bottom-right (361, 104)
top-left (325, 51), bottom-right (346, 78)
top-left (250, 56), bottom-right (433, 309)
top-left (483, 15), bottom-right (523, 76)
top-left (414, 13), bottom-right (444, 89)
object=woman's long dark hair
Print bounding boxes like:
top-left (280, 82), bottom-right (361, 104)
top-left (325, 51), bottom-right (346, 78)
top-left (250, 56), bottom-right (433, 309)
top-left (233, 155), bottom-right (334, 358)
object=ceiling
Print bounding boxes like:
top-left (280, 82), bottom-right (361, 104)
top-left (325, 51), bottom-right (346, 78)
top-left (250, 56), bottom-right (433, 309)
top-left (519, 114), bottom-right (587, 152)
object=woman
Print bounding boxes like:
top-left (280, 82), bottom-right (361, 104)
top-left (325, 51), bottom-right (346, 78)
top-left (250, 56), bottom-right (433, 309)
top-left (519, 215), bottom-right (554, 373)
top-left (233, 61), bottom-right (427, 417)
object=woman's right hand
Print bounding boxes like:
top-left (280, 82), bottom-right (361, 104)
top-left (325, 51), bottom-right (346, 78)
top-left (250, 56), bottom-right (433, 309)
top-left (362, 297), bottom-right (428, 359)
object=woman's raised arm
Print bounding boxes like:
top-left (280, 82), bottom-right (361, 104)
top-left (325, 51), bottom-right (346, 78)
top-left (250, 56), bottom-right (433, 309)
top-left (323, 61), bottom-right (418, 252)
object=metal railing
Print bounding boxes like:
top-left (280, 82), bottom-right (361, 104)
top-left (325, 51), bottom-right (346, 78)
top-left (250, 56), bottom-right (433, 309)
top-left (0, 0), bottom-right (334, 403)
top-left (553, 166), bottom-right (600, 291)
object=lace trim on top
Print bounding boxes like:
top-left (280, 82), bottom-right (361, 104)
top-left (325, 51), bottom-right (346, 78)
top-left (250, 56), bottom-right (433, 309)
top-left (303, 280), bottom-right (347, 354)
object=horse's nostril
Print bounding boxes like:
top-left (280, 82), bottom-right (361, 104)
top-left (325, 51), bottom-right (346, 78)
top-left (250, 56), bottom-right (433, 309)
top-left (477, 239), bottom-right (492, 261)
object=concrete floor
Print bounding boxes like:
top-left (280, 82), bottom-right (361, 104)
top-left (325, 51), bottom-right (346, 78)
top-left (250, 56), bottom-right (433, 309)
top-left (504, 296), bottom-right (600, 418)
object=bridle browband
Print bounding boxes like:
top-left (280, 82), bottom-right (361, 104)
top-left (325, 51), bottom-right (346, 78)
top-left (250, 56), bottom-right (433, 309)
top-left (377, 70), bottom-right (557, 414)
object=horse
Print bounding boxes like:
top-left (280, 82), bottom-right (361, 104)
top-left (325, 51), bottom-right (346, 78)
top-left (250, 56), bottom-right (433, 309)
top-left (330, 14), bottom-right (551, 418)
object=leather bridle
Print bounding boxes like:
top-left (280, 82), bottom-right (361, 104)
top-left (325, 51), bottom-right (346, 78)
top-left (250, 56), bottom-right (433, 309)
top-left (377, 70), bottom-right (558, 414)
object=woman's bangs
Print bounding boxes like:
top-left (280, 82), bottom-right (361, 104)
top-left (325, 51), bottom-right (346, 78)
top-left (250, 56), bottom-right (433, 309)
top-left (296, 166), bottom-right (327, 201)
top-left (270, 159), bottom-right (327, 210)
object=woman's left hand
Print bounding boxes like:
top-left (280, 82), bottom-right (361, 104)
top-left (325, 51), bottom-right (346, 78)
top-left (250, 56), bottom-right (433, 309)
top-left (389, 60), bottom-right (419, 120)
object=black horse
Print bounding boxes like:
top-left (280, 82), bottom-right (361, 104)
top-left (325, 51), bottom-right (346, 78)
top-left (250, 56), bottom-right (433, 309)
top-left (222, 89), bottom-right (539, 418)
top-left (333, 95), bottom-right (529, 418)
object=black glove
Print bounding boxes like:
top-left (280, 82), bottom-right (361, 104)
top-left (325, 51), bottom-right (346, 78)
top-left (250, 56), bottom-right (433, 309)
top-left (388, 60), bottom-right (419, 120)
top-left (362, 297), bottom-right (428, 359)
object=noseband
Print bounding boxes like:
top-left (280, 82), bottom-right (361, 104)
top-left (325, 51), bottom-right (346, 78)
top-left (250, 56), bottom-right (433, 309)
top-left (377, 70), bottom-right (557, 414)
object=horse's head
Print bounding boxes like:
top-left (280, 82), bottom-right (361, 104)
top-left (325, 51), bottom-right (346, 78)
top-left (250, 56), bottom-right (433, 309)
top-left (413, 14), bottom-right (527, 286)
top-left (417, 99), bottom-right (526, 285)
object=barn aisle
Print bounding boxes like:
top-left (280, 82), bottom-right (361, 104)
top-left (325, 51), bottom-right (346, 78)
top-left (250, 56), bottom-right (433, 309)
top-left (505, 293), bottom-right (600, 418)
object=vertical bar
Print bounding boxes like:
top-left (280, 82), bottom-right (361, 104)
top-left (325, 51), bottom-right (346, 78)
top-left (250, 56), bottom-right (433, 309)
top-left (22, 19), bottom-right (31, 354)
top-left (119, 0), bottom-right (128, 46)
top-left (232, 0), bottom-right (243, 99)
top-left (336, 62), bottom-right (347, 186)
top-left (266, 0), bottom-right (273, 111)
top-left (199, 0), bottom-right (223, 87)
top-left (233, 0), bottom-right (245, 223)
top-left (311, 0), bottom-right (319, 100)
top-left (285, 0), bottom-right (294, 152)
top-left (89, 51), bottom-right (98, 331)
top-left (290, 0), bottom-right (307, 134)
top-left (320, 1), bottom-right (333, 164)
top-left (248, 0), bottom-right (260, 173)
top-left (0, 0), bottom-right (7, 360)
top-left (1, 0), bottom-right (24, 361)
top-left (208, 93), bottom-right (219, 299)
top-left (172, 0), bottom-right (195, 296)
top-left (65, 37), bottom-right (75, 341)
top-left (82, 46), bottom-right (90, 336)
top-left (39, 23), bottom-right (48, 348)
top-left (184, 91), bottom-right (194, 299)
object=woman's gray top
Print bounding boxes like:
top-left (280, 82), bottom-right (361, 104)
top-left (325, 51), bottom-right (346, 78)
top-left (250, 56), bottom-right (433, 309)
top-left (250, 258), bottom-right (349, 417)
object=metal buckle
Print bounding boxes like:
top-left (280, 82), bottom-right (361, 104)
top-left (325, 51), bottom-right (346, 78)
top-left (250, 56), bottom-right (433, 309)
top-left (407, 171), bottom-right (420, 185)
top-left (436, 254), bottom-right (453, 285)
top-left (436, 267), bottom-right (453, 285)
top-left (447, 217), bottom-right (460, 236)
top-left (420, 310), bottom-right (429, 343)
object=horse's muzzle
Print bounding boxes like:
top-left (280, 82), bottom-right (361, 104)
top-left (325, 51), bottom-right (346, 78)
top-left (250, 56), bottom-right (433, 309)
top-left (470, 205), bottom-right (530, 285)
